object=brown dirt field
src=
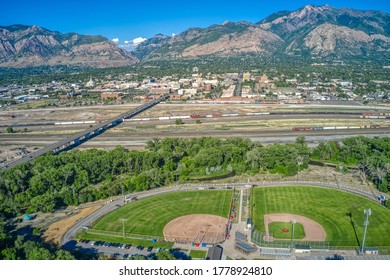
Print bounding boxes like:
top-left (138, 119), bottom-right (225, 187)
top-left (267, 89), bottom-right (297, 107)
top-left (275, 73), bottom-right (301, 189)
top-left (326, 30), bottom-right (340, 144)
top-left (264, 213), bottom-right (326, 242)
top-left (42, 205), bottom-right (101, 245)
top-left (163, 214), bottom-right (228, 244)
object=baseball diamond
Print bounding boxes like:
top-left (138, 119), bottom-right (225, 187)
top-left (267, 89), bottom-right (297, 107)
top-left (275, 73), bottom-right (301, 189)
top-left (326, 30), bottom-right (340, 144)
top-left (252, 186), bottom-right (390, 247)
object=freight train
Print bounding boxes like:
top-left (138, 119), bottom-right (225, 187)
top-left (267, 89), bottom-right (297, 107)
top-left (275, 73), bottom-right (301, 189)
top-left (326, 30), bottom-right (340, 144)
top-left (292, 125), bottom-right (381, 131)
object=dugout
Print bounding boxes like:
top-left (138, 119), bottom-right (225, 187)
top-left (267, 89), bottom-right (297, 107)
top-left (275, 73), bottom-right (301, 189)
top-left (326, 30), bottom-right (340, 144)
top-left (364, 247), bottom-right (379, 255)
top-left (294, 245), bottom-right (311, 254)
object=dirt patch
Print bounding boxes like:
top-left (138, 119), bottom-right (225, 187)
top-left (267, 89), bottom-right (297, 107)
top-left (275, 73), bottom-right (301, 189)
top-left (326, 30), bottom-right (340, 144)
top-left (264, 213), bottom-right (326, 242)
top-left (42, 205), bottom-right (101, 245)
top-left (163, 214), bottom-right (228, 244)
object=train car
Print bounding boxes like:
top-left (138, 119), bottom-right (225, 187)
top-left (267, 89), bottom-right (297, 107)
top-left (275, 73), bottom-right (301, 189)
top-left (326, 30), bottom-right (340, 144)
top-left (222, 113), bottom-right (239, 117)
top-left (212, 113), bottom-right (222, 117)
top-left (313, 126), bottom-right (324, 131)
top-left (292, 127), bottom-right (313, 131)
top-left (191, 114), bottom-right (201, 118)
top-left (370, 124), bottom-right (381, 128)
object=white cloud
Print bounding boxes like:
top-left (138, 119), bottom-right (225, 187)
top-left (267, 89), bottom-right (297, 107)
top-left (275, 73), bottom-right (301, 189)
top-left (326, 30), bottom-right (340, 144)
top-left (132, 37), bottom-right (147, 45)
top-left (111, 38), bottom-right (119, 43)
top-left (118, 37), bottom-right (148, 51)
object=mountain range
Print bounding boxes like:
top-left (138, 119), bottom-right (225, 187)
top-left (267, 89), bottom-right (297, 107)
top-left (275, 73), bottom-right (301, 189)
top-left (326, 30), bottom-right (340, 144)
top-left (0, 25), bottom-right (138, 68)
top-left (1, 4), bottom-right (389, 68)
top-left (132, 4), bottom-right (390, 62)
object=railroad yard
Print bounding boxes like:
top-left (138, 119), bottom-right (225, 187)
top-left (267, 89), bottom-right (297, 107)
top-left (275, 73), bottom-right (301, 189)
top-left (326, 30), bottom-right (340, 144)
top-left (1, 102), bottom-right (390, 166)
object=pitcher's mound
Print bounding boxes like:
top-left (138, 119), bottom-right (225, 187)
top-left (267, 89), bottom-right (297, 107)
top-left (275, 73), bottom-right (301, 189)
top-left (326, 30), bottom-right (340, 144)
top-left (163, 214), bottom-right (227, 244)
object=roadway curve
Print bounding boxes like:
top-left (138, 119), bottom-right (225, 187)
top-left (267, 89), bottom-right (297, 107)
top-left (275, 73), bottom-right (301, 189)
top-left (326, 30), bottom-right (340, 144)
top-left (61, 180), bottom-right (387, 248)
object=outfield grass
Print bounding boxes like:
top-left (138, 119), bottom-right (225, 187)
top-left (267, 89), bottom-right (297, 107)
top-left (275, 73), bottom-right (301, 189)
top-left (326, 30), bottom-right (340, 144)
top-left (253, 186), bottom-right (390, 247)
top-left (268, 222), bottom-right (305, 239)
top-left (189, 250), bottom-right (207, 259)
top-left (93, 190), bottom-right (232, 237)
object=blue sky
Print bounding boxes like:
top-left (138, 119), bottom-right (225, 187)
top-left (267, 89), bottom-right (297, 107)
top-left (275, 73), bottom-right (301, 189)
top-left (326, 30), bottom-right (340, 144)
top-left (1, 0), bottom-right (390, 47)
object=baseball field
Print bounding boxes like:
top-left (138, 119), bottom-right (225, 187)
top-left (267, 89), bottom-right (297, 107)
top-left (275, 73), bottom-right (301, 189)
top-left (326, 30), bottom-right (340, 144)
top-left (91, 190), bottom-right (232, 238)
top-left (252, 186), bottom-right (390, 247)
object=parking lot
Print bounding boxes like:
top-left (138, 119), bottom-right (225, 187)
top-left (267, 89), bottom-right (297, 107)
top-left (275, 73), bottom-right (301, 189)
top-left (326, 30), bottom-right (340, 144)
top-left (76, 239), bottom-right (160, 259)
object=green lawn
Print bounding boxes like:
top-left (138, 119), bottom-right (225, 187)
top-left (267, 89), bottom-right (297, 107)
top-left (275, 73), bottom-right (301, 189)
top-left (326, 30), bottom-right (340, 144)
top-left (253, 186), bottom-right (390, 247)
top-left (189, 250), bottom-right (207, 259)
top-left (268, 222), bottom-right (305, 239)
top-left (93, 190), bottom-right (232, 237)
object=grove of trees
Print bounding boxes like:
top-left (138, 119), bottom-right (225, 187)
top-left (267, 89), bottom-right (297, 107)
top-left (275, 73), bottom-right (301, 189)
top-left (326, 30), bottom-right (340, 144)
top-left (1, 135), bottom-right (389, 221)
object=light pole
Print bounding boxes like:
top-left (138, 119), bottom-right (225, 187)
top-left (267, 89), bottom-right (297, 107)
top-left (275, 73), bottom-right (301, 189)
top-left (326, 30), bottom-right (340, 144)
top-left (121, 185), bottom-right (125, 202)
top-left (360, 208), bottom-right (371, 254)
top-left (296, 156), bottom-right (303, 182)
top-left (120, 218), bottom-right (127, 238)
top-left (291, 219), bottom-right (296, 248)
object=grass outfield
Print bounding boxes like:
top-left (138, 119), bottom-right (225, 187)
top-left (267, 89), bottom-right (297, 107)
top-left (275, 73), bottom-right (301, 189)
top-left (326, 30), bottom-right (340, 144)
top-left (189, 250), bottom-right (207, 259)
top-left (92, 190), bottom-right (232, 237)
top-left (253, 186), bottom-right (390, 247)
top-left (268, 222), bottom-right (305, 239)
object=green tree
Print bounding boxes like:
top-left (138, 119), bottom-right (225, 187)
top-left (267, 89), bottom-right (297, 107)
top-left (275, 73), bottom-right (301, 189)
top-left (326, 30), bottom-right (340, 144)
top-left (1, 248), bottom-right (18, 260)
top-left (175, 119), bottom-right (183, 125)
top-left (6, 126), bottom-right (14, 133)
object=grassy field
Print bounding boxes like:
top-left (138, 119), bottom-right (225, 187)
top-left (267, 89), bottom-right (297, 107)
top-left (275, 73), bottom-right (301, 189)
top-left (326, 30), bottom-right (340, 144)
top-left (253, 186), bottom-right (390, 247)
top-left (189, 250), bottom-right (207, 259)
top-left (268, 222), bottom-right (305, 239)
top-left (92, 190), bottom-right (232, 237)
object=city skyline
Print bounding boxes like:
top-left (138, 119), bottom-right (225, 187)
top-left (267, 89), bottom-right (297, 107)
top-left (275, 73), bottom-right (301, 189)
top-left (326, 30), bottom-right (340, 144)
top-left (2, 0), bottom-right (390, 49)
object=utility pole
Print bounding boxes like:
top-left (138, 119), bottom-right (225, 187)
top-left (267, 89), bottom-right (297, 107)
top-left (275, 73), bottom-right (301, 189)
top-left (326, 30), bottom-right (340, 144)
top-left (296, 156), bottom-right (303, 182)
top-left (360, 208), bottom-right (371, 254)
top-left (291, 220), bottom-right (296, 248)
top-left (120, 218), bottom-right (127, 238)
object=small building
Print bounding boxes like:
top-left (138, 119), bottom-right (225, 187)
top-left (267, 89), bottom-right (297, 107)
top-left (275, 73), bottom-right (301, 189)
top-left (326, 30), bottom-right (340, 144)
top-left (364, 247), bottom-right (379, 255)
top-left (243, 72), bottom-right (251, 82)
top-left (294, 245), bottom-right (311, 254)
top-left (206, 245), bottom-right (223, 260)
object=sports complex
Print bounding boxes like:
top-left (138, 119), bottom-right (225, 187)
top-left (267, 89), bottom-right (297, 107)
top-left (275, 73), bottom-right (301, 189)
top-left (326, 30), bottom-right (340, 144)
top-left (79, 185), bottom-right (390, 253)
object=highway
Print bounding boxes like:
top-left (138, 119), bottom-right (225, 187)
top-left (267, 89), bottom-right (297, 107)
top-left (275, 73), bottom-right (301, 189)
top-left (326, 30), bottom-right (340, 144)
top-left (0, 95), bottom-right (169, 171)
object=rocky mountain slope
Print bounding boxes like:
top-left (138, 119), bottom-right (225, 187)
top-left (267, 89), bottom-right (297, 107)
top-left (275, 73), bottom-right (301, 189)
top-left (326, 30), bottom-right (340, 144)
top-left (0, 25), bottom-right (138, 68)
top-left (133, 4), bottom-right (390, 61)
